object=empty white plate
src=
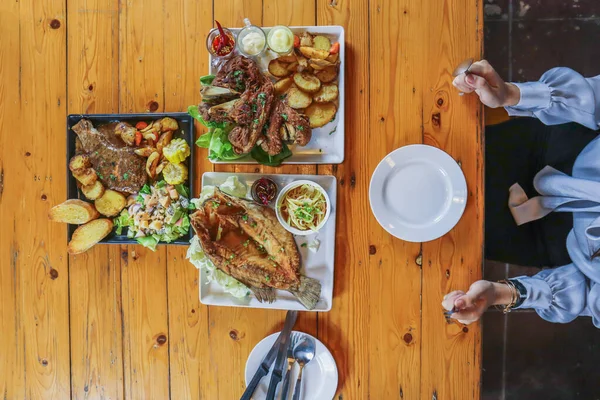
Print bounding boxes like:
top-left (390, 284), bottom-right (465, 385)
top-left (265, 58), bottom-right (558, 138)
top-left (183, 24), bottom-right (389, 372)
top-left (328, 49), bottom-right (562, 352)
top-left (369, 145), bottom-right (467, 242)
top-left (244, 331), bottom-right (338, 400)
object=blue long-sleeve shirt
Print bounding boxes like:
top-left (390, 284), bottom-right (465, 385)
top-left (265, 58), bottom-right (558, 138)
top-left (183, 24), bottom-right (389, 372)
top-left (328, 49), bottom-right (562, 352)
top-left (502, 67), bottom-right (600, 327)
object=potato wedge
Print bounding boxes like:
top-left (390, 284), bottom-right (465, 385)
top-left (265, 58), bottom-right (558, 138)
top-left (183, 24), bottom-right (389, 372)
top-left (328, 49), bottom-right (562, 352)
top-left (293, 72), bottom-right (321, 94)
top-left (156, 131), bottom-right (174, 154)
top-left (286, 87), bottom-right (313, 109)
top-left (67, 219), bottom-right (114, 254)
top-left (114, 122), bottom-right (137, 146)
top-left (158, 117), bottom-right (179, 132)
top-left (134, 147), bottom-right (157, 157)
top-left (73, 168), bottom-right (98, 186)
top-left (300, 32), bottom-right (313, 47)
top-left (315, 66), bottom-right (338, 83)
top-left (313, 83), bottom-right (339, 103)
top-left (326, 52), bottom-right (339, 64)
top-left (69, 154), bottom-right (91, 172)
top-left (49, 199), bottom-right (99, 224)
top-left (274, 77), bottom-right (294, 95)
top-left (309, 61), bottom-right (327, 71)
top-left (268, 59), bottom-right (292, 77)
top-left (286, 61), bottom-right (299, 72)
top-left (299, 46), bottom-right (329, 60)
top-left (310, 58), bottom-right (334, 68)
top-left (296, 54), bottom-right (309, 70)
top-left (95, 189), bottom-right (127, 217)
top-left (155, 159), bottom-right (168, 175)
top-left (81, 180), bottom-right (105, 201)
top-left (313, 35), bottom-right (331, 51)
top-left (146, 151), bottom-right (160, 179)
top-left (305, 102), bottom-right (337, 128)
top-left (277, 55), bottom-right (297, 63)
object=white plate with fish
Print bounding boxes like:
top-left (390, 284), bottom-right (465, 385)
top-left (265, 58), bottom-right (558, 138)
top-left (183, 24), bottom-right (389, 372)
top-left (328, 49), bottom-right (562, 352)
top-left (207, 25), bottom-right (345, 164)
top-left (192, 172), bottom-right (336, 311)
top-left (369, 145), bottom-right (467, 242)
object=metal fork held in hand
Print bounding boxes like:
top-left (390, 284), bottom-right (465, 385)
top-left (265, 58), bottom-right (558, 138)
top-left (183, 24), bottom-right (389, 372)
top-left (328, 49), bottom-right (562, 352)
top-left (443, 306), bottom-right (458, 320)
top-left (280, 332), bottom-right (301, 400)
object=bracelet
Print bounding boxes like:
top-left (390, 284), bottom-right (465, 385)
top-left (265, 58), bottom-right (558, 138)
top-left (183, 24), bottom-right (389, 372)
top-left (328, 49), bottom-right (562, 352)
top-left (496, 279), bottom-right (518, 314)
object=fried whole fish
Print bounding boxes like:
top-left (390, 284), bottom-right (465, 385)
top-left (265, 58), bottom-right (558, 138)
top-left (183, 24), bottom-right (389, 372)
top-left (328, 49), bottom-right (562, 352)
top-left (190, 189), bottom-right (321, 309)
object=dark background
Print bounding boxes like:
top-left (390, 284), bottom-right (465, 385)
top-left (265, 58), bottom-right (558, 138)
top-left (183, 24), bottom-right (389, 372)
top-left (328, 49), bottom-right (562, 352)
top-left (483, 1), bottom-right (600, 398)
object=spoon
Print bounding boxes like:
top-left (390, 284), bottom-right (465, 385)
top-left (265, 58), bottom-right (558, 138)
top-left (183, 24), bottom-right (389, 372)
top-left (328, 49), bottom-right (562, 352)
top-left (452, 58), bottom-right (475, 96)
top-left (452, 57), bottom-right (474, 77)
top-left (291, 336), bottom-right (316, 400)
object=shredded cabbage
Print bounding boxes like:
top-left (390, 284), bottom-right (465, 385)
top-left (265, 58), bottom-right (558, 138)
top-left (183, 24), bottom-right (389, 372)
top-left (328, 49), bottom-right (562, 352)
top-left (281, 184), bottom-right (327, 231)
top-left (186, 236), bottom-right (249, 299)
top-left (187, 177), bottom-right (251, 298)
top-left (190, 176), bottom-right (247, 209)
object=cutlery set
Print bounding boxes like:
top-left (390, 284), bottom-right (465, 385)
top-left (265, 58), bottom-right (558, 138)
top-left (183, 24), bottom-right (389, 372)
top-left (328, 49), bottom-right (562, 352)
top-left (241, 311), bottom-right (316, 400)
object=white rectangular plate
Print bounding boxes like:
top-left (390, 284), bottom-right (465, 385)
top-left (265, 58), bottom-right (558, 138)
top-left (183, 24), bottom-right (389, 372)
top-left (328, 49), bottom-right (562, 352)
top-left (199, 172), bottom-right (336, 312)
top-left (208, 25), bottom-right (345, 164)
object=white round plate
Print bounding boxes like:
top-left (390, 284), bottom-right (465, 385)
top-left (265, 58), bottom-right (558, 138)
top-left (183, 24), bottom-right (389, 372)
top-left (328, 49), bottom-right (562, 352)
top-left (244, 331), bottom-right (338, 400)
top-left (369, 145), bottom-right (467, 242)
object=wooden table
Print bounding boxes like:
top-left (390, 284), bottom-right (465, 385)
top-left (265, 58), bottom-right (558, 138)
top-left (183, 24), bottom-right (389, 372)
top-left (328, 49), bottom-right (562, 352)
top-left (0, 0), bottom-right (483, 398)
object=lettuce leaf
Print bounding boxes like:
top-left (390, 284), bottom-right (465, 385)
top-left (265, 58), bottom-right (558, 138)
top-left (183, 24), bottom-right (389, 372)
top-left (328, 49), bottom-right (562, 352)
top-left (113, 209), bottom-right (133, 235)
top-left (200, 74), bottom-right (216, 86)
top-left (250, 142), bottom-right (293, 166)
top-left (137, 236), bottom-right (159, 251)
top-left (219, 176), bottom-right (247, 198)
top-left (186, 236), bottom-right (249, 299)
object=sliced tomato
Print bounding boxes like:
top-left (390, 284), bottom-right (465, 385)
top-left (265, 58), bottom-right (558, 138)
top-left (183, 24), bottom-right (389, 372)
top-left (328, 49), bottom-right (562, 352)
top-left (293, 35), bottom-right (300, 48)
top-left (135, 121), bottom-right (148, 130)
top-left (134, 131), bottom-right (142, 146)
top-left (329, 42), bottom-right (340, 55)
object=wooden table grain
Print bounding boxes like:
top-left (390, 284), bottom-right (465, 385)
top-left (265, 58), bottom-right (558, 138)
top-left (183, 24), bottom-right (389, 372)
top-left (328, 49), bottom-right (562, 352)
top-left (0, 0), bottom-right (483, 398)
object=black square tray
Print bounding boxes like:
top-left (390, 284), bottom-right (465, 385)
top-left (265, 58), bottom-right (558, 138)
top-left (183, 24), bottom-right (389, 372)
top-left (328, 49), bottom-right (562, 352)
top-left (66, 112), bottom-right (195, 246)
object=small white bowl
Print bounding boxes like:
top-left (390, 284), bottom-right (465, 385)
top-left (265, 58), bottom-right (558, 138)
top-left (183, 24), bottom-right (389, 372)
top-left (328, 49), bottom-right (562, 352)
top-left (275, 180), bottom-right (331, 236)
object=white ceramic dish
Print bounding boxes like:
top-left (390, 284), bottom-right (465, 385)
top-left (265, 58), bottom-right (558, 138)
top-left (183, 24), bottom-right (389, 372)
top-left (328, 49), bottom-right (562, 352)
top-left (208, 25), bottom-right (345, 164)
top-left (245, 331), bottom-right (338, 400)
top-left (369, 145), bottom-right (467, 242)
top-left (199, 172), bottom-right (336, 311)
top-left (275, 180), bottom-right (332, 236)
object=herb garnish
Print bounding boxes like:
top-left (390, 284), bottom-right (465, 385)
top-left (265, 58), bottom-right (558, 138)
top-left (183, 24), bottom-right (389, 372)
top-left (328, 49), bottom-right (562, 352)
top-left (301, 243), bottom-right (308, 248)
top-left (242, 214), bottom-right (248, 221)
top-left (296, 125), bottom-right (304, 131)
top-left (123, 173), bottom-right (129, 180)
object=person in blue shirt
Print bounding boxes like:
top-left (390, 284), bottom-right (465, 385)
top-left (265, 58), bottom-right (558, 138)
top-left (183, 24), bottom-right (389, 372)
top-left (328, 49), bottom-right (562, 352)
top-left (443, 61), bottom-right (600, 328)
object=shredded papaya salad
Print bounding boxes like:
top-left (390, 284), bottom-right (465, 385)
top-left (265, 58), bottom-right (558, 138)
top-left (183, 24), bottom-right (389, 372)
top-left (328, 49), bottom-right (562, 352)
top-left (280, 184), bottom-right (328, 231)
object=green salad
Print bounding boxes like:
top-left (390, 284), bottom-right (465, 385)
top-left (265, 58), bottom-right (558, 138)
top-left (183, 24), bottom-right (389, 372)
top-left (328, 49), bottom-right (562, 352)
top-left (114, 181), bottom-right (193, 251)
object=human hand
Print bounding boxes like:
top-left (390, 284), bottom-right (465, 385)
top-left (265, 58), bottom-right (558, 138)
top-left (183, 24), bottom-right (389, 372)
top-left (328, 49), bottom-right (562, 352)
top-left (442, 280), bottom-right (514, 324)
top-left (452, 60), bottom-right (520, 108)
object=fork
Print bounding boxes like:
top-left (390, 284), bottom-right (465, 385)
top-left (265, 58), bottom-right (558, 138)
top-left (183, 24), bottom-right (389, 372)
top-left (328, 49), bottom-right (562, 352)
top-left (443, 307), bottom-right (458, 320)
top-left (280, 332), bottom-right (301, 400)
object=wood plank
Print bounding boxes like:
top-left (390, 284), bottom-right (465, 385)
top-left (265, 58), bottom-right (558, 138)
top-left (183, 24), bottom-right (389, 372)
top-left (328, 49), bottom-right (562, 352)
top-left (420, 0), bottom-right (483, 399)
top-left (119, 0), bottom-right (170, 398)
top-left (203, 2), bottom-right (319, 399)
top-left (8, 0), bottom-right (71, 398)
top-left (366, 1), bottom-right (425, 398)
top-left (163, 0), bottom-right (214, 398)
top-left (0, 0), bottom-right (25, 398)
top-left (66, 2), bottom-right (125, 399)
top-left (316, 0), bottom-right (374, 398)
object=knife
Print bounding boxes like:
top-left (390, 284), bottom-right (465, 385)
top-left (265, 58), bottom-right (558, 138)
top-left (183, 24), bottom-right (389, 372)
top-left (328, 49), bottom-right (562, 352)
top-left (265, 310), bottom-right (298, 400)
top-left (240, 310), bottom-right (298, 400)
